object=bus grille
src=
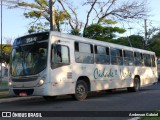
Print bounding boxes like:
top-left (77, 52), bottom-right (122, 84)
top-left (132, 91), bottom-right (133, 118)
top-left (13, 89), bottom-right (34, 96)
top-left (12, 77), bottom-right (38, 82)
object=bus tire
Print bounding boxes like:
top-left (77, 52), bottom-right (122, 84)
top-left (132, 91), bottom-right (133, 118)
top-left (43, 96), bottom-right (57, 101)
top-left (127, 77), bottom-right (140, 92)
top-left (73, 80), bottom-right (88, 101)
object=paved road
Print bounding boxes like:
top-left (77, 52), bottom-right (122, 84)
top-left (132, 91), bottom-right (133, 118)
top-left (0, 82), bottom-right (160, 120)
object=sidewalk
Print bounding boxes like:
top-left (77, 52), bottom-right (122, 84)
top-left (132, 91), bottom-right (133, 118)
top-left (0, 90), bottom-right (41, 103)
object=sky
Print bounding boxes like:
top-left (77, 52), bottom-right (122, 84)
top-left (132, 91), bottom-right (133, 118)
top-left (1, 0), bottom-right (160, 43)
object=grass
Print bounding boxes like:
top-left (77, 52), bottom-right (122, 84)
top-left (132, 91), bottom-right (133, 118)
top-left (0, 80), bottom-right (10, 98)
top-left (0, 81), bottom-right (8, 86)
top-left (0, 81), bottom-right (8, 91)
top-left (140, 111), bottom-right (160, 120)
top-left (141, 117), bottom-right (160, 120)
top-left (0, 94), bottom-right (11, 99)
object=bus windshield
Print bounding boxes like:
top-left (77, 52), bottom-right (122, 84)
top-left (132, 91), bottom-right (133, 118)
top-left (11, 42), bottom-right (48, 76)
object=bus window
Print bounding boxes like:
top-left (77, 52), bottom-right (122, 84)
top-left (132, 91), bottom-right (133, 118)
top-left (95, 45), bottom-right (110, 64)
top-left (75, 42), bottom-right (94, 64)
top-left (151, 55), bottom-right (156, 67)
top-left (144, 54), bottom-right (151, 67)
top-left (111, 48), bottom-right (123, 65)
top-left (51, 45), bottom-right (70, 68)
top-left (123, 50), bottom-right (134, 66)
top-left (12, 42), bottom-right (48, 76)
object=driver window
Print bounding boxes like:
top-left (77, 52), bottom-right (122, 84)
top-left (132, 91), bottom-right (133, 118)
top-left (51, 45), bottom-right (70, 64)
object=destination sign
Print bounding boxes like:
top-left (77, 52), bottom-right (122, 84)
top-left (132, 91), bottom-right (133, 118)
top-left (13, 32), bottom-right (49, 46)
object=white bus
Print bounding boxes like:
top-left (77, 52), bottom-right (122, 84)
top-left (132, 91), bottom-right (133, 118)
top-left (157, 60), bottom-right (160, 80)
top-left (9, 31), bottom-right (158, 101)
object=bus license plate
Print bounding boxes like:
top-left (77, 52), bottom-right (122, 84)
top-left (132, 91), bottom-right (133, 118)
top-left (19, 92), bottom-right (27, 97)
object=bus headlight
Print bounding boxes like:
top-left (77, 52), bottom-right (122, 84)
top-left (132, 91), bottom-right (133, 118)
top-left (39, 79), bottom-right (44, 86)
top-left (8, 81), bottom-right (12, 86)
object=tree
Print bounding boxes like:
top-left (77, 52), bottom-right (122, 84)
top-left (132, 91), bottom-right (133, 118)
top-left (148, 31), bottom-right (160, 57)
top-left (108, 35), bottom-right (144, 49)
top-left (128, 35), bottom-right (144, 49)
top-left (4, 0), bottom-right (149, 34)
top-left (83, 20), bottom-right (126, 41)
top-left (0, 44), bottom-right (12, 63)
top-left (0, 37), bottom-right (13, 63)
top-left (82, 0), bottom-right (149, 34)
top-left (70, 29), bottom-right (81, 36)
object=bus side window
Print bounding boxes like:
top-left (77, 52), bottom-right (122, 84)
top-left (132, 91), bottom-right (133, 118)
top-left (143, 54), bottom-right (151, 67)
top-left (111, 48), bottom-right (123, 65)
top-left (51, 45), bottom-right (56, 64)
top-left (134, 52), bottom-right (143, 66)
top-left (75, 42), bottom-right (79, 52)
top-left (95, 45), bottom-right (110, 64)
top-left (51, 45), bottom-right (70, 65)
top-left (124, 50), bottom-right (134, 66)
top-left (74, 42), bottom-right (94, 64)
top-left (151, 55), bottom-right (156, 67)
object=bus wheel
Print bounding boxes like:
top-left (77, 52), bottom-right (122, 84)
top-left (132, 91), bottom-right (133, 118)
top-left (43, 96), bottom-right (57, 101)
top-left (73, 80), bottom-right (88, 101)
top-left (127, 77), bottom-right (140, 92)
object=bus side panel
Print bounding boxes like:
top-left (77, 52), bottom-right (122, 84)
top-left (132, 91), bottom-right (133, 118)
top-left (47, 66), bottom-right (76, 96)
top-left (72, 63), bottom-right (134, 92)
top-left (90, 65), bottom-right (134, 91)
top-left (140, 67), bottom-right (158, 87)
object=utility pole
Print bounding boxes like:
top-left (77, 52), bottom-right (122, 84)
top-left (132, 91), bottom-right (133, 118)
top-left (49, 0), bottom-right (56, 31)
top-left (128, 27), bottom-right (133, 47)
top-left (1, 0), bottom-right (3, 81)
top-left (144, 19), bottom-right (147, 48)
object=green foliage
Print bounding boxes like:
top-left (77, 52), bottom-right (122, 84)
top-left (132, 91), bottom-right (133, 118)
top-left (55, 10), bottom-right (71, 21)
top-left (55, 10), bottom-right (71, 31)
top-left (102, 35), bottom-right (144, 49)
top-left (6, 0), bottom-right (148, 34)
top-left (70, 29), bottom-right (81, 36)
top-left (83, 24), bottom-right (103, 39)
top-left (83, 20), bottom-right (145, 50)
top-left (35, 0), bottom-right (48, 6)
top-left (28, 22), bottom-right (49, 33)
top-left (129, 35), bottom-right (144, 49)
top-left (18, 0), bottom-right (72, 33)
top-left (83, 23), bottom-right (126, 41)
top-left (141, 117), bottom-right (160, 120)
top-left (148, 31), bottom-right (160, 57)
top-left (0, 45), bottom-right (12, 55)
top-left (0, 44), bottom-right (12, 63)
top-left (100, 19), bottom-right (117, 25)
top-left (24, 11), bottom-right (43, 19)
